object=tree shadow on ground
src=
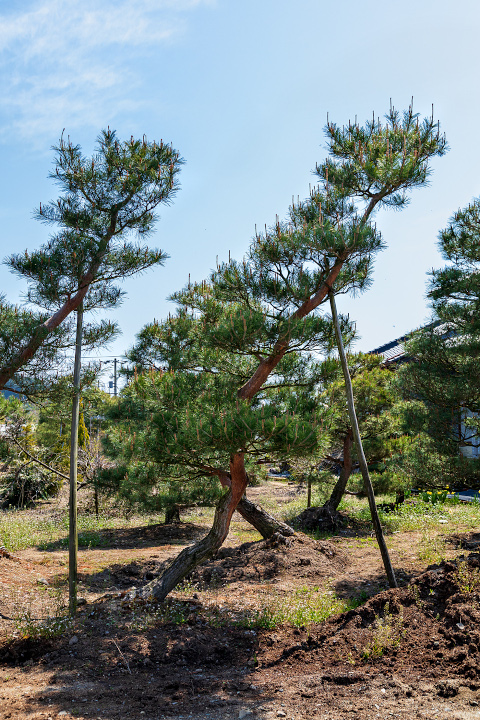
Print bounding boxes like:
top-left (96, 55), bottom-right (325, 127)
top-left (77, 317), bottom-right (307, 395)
top-left (39, 521), bottom-right (207, 552)
top-left (5, 597), bottom-right (273, 720)
top-left (333, 566), bottom-right (418, 601)
top-left (77, 555), bottom-right (173, 591)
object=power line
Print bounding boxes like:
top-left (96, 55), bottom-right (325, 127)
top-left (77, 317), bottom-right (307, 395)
top-left (61, 354), bottom-right (127, 360)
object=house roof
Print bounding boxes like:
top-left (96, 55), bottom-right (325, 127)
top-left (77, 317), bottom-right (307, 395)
top-left (369, 335), bottom-right (408, 365)
top-left (369, 321), bottom-right (444, 365)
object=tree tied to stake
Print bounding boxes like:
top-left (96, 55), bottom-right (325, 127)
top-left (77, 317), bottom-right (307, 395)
top-left (1, 129), bottom-right (183, 614)
top-left (0, 129), bottom-right (183, 393)
top-left (329, 292), bottom-right (397, 587)
top-left (128, 104), bottom-right (446, 602)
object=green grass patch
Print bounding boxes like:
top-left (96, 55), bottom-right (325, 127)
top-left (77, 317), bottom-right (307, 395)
top-left (361, 601), bottom-right (406, 660)
top-left (339, 495), bottom-right (480, 534)
top-left (203, 585), bottom-right (361, 630)
top-left (0, 508), bottom-right (165, 552)
top-left (7, 584), bottom-right (73, 641)
top-left (454, 560), bottom-right (480, 594)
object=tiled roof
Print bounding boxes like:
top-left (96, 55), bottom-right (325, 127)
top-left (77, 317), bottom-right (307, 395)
top-left (369, 321), bottom-right (444, 365)
top-left (369, 335), bottom-right (408, 364)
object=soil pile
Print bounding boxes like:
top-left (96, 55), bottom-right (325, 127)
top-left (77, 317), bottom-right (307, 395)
top-left (3, 551), bottom-right (480, 718)
top-left (257, 551), bottom-right (480, 682)
top-left (189, 532), bottom-right (348, 587)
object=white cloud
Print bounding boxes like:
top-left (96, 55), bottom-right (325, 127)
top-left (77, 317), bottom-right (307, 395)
top-left (0, 0), bottom-right (213, 143)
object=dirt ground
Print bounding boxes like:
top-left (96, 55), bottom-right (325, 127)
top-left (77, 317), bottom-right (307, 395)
top-left (2, 484), bottom-right (480, 720)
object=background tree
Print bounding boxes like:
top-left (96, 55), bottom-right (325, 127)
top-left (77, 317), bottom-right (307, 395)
top-left (0, 395), bottom-right (64, 508)
top-left (34, 379), bottom-right (113, 511)
top-left (117, 104), bottom-right (447, 603)
top-left (329, 296), bottom-right (397, 587)
top-left (293, 353), bottom-right (404, 532)
top-left (3, 129), bottom-right (183, 613)
top-left (396, 197), bottom-right (480, 487)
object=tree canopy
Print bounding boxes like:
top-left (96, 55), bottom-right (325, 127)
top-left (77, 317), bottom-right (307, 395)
top-left (108, 105), bottom-right (448, 602)
top-left (0, 129), bottom-right (183, 394)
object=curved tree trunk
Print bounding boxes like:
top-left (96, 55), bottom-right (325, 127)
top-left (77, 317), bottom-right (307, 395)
top-left (291, 431), bottom-right (354, 532)
top-left (323, 430), bottom-right (353, 513)
top-left (138, 453), bottom-right (248, 602)
top-left (236, 495), bottom-right (295, 538)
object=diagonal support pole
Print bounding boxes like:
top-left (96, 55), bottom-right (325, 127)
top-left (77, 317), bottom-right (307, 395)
top-left (329, 291), bottom-right (397, 588)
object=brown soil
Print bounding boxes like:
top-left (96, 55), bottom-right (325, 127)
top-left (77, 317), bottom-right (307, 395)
top-left (1, 490), bottom-right (480, 720)
top-left (189, 533), bottom-right (348, 590)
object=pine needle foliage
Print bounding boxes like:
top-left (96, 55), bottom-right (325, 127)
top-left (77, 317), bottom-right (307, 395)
top-left (397, 196), bottom-right (480, 487)
top-left (168, 105), bottom-right (446, 404)
top-left (319, 353), bottom-right (403, 469)
top-left (105, 306), bottom-right (323, 512)
top-left (0, 129), bottom-right (183, 393)
top-left (109, 106), bottom-right (447, 519)
top-left (104, 104), bottom-right (447, 600)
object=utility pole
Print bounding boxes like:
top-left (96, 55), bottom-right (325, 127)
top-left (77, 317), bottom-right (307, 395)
top-left (114, 358), bottom-right (117, 397)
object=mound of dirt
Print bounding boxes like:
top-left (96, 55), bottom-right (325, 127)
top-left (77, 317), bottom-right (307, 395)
top-left (5, 535), bottom-right (480, 719)
top-left (448, 530), bottom-right (480, 551)
top-left (291, 505), bottom-right (373, 536)
top-left (190, 532), bottom-right (348, 588)
top-left (103, 558), bottom-right (169, 588)
top-left (291, 505), bottom-right (343, 532)
top-left (256, 551), bottom-right (480, 683)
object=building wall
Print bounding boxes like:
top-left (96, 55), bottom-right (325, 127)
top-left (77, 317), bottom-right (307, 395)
top-left (460, 408), bottom-right (480, 459)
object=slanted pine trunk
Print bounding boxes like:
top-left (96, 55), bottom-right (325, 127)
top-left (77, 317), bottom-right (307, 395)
top-left (292, 431), bottom-right (354, 532)
top-left (138, 453), bottom-right (249, 601)
top-left (323, 430), bottom-right (353, 513)
top-left (236, 495), bottom-right (294, 538)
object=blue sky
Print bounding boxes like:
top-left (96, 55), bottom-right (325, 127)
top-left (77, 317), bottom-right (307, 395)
top-left (1, 0), bottom-right (480, 372)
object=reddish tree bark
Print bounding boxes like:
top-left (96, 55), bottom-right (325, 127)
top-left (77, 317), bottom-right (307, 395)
top-left (139, 453), bottom-right (248, 601)
top-left (238, 258), bottom-right (345, 400)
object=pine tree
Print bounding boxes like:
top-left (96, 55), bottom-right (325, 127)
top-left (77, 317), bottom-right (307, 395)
top-left (130, 104), bottom-right (446, 602)
top-left (397, 197), bottom-right (480, 486)
top-left (1, 129), bottom-right (183, 613)
top-left (0, 129), bottom-right (183, 393)
top-left (295, 353), bottom-right (402, 522)
top-left (106, 306), bottom-right (318, 531)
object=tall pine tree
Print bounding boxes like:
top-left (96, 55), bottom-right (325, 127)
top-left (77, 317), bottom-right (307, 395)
top-left (2, 129), bottom-right (183, 612)
top-left (1, 129), bottom-right (183, 393)
top-left (129, 105), bottom-right (446, 602)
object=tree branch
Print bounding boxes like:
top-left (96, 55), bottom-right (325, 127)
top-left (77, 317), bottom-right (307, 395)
top-left (8, 435), bottom-right (70, 481)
